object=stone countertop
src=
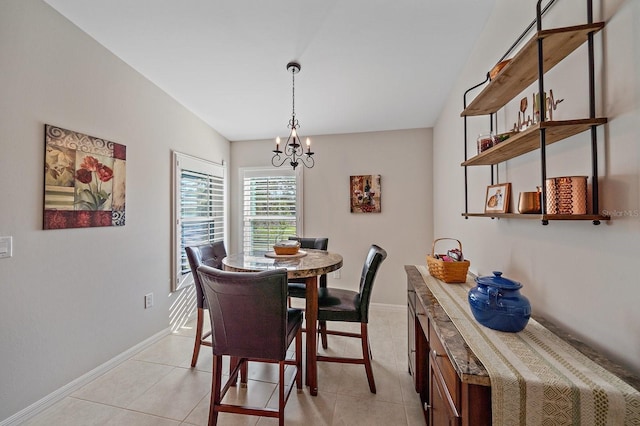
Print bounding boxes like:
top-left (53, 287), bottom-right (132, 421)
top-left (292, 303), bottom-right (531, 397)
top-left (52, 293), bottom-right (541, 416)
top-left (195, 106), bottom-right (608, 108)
top-left (223, 249), bottom-right (343, 279)
top-left (405, 265), bottom-right (640, 391)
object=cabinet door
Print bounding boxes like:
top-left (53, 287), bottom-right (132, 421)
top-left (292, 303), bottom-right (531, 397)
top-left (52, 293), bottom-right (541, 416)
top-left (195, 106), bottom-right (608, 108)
top-left (429, 360), bottom-right (461, 426)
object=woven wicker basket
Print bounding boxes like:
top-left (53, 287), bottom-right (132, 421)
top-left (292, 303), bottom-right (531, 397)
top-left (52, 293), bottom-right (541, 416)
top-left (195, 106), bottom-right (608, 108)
top-left (426, 238), bottom-right (470, 283)
top-left (273, 240), bottom-right (300, 255)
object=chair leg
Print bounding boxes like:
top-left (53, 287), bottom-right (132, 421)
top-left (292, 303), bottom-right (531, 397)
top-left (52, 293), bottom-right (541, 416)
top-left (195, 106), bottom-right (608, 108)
top-left (278, 360), bottom-right (286, 426)
top-left (361, 323), bottom-right (376, 394)
top-left (319, 320), bottom-right (328, 349)
top-left (191, 308), bottom-right (204, 367)
top-left (209, 355), bottom-right (224, 425)
top-left (229, 357), bottom-right (248, 387)
top-left (240, 362), bottom-right (248, 385)
top-left (229, 357), bottom-right (239, 386)
top-left (295, 327), bottom-right (303, 389)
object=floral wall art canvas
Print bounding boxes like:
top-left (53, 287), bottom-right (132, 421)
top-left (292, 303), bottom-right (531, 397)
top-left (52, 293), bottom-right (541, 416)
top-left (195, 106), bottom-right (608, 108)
top-left (43, 124), bottom-right (126, 229)
top-left (350, 174), bottom-right (381, 213)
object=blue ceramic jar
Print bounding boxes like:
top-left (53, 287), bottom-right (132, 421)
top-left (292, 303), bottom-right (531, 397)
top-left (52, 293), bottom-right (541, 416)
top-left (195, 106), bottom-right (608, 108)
top-left (468, 271), bottom-right (531, 332)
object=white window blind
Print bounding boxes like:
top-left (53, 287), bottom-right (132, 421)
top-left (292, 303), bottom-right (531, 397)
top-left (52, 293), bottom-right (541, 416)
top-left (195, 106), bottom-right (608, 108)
top-left (241, 168), bottom-right (302, 252)
top-left (180, 169), bottom-right (224, 271)
top-left (173, 152), bottom-right (226, 291)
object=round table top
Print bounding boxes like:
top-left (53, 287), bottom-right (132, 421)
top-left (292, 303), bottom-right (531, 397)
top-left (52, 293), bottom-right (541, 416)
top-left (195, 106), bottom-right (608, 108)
top-left (222, 249), bottom-right (343, 279)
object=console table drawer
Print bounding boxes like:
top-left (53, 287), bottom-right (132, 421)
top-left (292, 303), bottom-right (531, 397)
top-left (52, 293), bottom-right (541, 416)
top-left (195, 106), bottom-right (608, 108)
top-left (429, 322), bottom-right (459, 409)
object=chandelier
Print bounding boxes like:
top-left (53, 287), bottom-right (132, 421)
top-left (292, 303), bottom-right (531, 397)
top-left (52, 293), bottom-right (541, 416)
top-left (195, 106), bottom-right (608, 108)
top-left (272, 61), bottom-right (314, 170)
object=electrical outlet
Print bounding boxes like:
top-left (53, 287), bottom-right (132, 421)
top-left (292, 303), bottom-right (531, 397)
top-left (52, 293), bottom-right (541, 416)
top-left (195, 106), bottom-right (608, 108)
top-left (0, 236), bottom-right (12, 259)
top-left (145, 293), bottom-right (153, 309)
top-left (333, 270), bottom-right (341, 279)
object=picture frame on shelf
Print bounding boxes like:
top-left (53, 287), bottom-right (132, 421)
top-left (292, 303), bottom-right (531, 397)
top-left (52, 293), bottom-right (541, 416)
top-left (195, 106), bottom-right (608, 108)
top-left (485, 183), bottom-right (511, 214)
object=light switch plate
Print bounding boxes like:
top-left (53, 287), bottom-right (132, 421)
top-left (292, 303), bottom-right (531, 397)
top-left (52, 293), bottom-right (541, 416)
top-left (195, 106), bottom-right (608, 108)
top-left (0, 236), bottom-right (13, 258)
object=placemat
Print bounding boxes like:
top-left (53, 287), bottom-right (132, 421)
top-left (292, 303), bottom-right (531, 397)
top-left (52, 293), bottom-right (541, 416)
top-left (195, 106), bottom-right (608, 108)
top-left (264, 250), bottom-right (307, 259)
top-left (417, 265), bottom-right (640, 425)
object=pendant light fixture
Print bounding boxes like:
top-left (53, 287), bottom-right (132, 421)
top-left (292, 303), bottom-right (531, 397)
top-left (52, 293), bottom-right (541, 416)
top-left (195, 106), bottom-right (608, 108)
top-left (272, 61), bottom-right (314, 170)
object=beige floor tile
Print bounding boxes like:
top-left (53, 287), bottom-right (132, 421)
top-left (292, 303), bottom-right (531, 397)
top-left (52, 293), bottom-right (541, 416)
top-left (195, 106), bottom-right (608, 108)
top-left (332, 394), bottom-right (409, 426)
top-left (172, 315), bottom-right (209, 339)
top-left (245, 360), bottom-right (281, 384)
top-left (105, 409), bottom-right (181, 425)
top-left (191, 348), bottom-right (215, 373)
top-left (334, 362), bottom-right (404, 404)
top-left (132, 335), bottom-right (195, 367)
top-left (183, 392), bottom-right (261, 426)
top-left (405, 400), bottom-right (428, 426)
top-left (126, 367), bottom-right (211, 421)
top-left (315, 359), bottom-right (347, 394)
top-left (220, 379), bottom-right (278, 408)
top-left (23, 397), bottom-right (123, 426)
top-left (71, 359), bottom-right (174, 407)
top-left (260, 389), bottom-right (337, 425)
top-left (183, 379), bottom-right (277, 425)
top-left (397, 364), bottom-right (422, 406)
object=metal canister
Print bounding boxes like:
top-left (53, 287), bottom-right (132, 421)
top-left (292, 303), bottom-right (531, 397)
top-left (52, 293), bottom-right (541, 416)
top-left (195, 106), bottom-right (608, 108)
top-left (545, 176), bottom-right (587, 215)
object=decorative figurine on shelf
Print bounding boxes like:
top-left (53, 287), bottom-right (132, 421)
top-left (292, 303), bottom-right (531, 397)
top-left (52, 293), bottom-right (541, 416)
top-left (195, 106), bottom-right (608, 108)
top-left (512, 89), bottom-right (563, 131)
top-left (534, 92), bottom-right (544, 123)
top-left (546, 89), bottom-right (564, 121)
top-left (516, 97), bottom-right (533, 131)
top-left (533, 90), bottom-right (564, 123)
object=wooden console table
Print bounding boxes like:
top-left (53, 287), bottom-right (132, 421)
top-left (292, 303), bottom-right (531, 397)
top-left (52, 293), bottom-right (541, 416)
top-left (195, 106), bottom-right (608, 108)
top-left (406, 265), bottom-right (640, 425)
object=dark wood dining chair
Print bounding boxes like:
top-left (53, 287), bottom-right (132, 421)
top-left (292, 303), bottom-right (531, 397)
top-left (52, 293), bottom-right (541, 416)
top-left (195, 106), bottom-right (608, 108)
top-left (287, 237), bottom-right (330, 347)
top-left (286, 237), bottom-right (329, 298)
top-left (316, 244), bottom-right (387, 393)
top-left (197, 266), bottom-right (303, 426)
top-left (185, 241), bottom-right (227, 367)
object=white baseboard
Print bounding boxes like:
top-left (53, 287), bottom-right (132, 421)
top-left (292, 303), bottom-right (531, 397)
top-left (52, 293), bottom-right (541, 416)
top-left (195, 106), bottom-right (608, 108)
top-left (0, 327), bottom-right (171, 426)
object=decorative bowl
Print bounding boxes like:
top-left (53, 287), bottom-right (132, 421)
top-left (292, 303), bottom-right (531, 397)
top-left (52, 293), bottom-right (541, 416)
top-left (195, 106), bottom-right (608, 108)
top-left (273, 240), bottom-right (300, 255)
top-left (489, 59), bottom-right (512, 80)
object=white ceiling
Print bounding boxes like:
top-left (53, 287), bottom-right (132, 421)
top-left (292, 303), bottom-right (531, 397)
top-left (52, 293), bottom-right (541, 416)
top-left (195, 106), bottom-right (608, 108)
top-left (43, 0), bottom-right (496, 141)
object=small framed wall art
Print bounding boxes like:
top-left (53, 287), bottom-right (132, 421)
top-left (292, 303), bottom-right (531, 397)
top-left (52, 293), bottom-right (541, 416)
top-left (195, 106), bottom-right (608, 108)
top-left (43, 124), bottom-right (126, 229)
top-left (350, 174), bottom-right (381, 213)
top-left (485, 183), bottom-right (511, 214)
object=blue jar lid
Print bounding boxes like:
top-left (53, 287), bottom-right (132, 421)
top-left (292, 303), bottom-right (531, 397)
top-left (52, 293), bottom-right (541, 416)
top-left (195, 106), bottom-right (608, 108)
top-left (475, 271), bottom-right (522, 290)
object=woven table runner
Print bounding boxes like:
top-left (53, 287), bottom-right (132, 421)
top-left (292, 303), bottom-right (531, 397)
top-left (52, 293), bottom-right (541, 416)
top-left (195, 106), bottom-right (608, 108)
top-left (417, 265), bottom-right (640, 425)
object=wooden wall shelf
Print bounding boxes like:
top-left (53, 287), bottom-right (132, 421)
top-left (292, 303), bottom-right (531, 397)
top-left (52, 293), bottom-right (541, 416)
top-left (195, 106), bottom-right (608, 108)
top-left (461, 213), bottom-right (610, 222)
top-left (460, 2), bottom-right (607, 225)
top-left (461, 118), bottom-right (607, 166)
top-left (461, 22), bottom-right (604, 117)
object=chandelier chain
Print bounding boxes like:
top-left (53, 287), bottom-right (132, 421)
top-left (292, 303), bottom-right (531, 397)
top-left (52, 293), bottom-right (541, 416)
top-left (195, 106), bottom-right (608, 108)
top-left (291, 68), bottom-right (296, 120)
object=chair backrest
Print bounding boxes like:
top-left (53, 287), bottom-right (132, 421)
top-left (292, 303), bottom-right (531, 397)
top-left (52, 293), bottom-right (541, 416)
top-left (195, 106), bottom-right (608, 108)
top-left (289, 237), bottom-right (329, 287)
top-left (185, 241), bottom-right (227, 309)
top-left (357, 244), bottom-right (388, 322)
top-left (197, 265), bottom-right (291, 360)
top-left (289, 236), bottom-right (329, 251)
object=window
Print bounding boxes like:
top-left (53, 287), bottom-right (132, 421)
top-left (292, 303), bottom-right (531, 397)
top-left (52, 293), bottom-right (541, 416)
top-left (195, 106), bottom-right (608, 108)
top-left (172, 152), bottom-right (226, 291)
top-left (240, 167), bottom-right (303, 252)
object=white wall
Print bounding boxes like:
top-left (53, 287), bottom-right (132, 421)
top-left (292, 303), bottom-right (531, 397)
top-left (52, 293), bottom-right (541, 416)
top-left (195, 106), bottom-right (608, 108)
top-left (231, 129), bottom-right (434, 306)
top-left (0, 0), bottom-right (229, 420)
top-left (433, 0), bottom-right (640, 374)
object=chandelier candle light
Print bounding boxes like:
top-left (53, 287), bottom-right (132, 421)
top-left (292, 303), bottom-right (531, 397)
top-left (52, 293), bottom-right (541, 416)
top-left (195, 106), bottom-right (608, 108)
top-left (272, 61), bottom-right (314, 170)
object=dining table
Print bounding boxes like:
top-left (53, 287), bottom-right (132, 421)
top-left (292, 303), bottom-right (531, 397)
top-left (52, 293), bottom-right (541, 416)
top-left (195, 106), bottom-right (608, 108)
top-left (222, 248), bottom-right (343, 396)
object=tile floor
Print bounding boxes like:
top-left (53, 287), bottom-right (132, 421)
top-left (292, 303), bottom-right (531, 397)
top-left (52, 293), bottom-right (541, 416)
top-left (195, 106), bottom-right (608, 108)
top-left (24, 304), bottom-right (425, 425)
